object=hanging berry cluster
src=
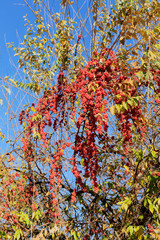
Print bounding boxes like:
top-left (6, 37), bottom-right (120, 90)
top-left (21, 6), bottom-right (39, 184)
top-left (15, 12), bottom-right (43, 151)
top-left (19, 48), bottom-right (148, 197)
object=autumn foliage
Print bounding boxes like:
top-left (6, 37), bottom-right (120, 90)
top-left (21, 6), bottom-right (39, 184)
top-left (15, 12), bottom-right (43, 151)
top-left (0, 0), bottom-right (160, 239)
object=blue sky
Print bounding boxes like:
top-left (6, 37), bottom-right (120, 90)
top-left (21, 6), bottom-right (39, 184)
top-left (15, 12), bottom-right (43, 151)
top-left (0, 1), bottom-right (35, 153)
top-left (0, 1), bottom-right (34, 77)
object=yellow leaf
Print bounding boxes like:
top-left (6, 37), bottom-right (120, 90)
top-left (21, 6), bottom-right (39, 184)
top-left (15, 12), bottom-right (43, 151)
top-left (103, 224), bottom-right (107, 230)
top-left (150, 51), bottom-right (155, 60)
top-left (4, 76), bottom-right (9, 81)
top-left (124, 165), bottom-right (129, 172)
top-left (150, 232), bottom-right (160, 240)
top-left (46, 192), bottom-right (50, 197)
top-left (37, 24), bottom-right (43, 29)
top-left (136, 71), bottom-right (143, 79)
top-left (42, 38), bottom-right (47, 44)
top-left (39, 43), bottom-right (44, 50)
top-left (100, 105), bottom-right (104, 112)
top-left (110, 105), bottom-right (115, 115)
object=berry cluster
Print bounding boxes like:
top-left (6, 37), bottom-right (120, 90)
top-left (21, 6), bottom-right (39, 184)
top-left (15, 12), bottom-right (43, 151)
top-left (18, 49), bottom-right (155, 205)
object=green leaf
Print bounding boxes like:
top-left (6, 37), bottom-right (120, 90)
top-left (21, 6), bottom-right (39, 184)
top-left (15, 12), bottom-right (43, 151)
top-left (144, 197), bottom-right (147, 207)
top-left (122, 101), bottom-right (128, 110)
top-left (136, 71), bottom-right (143, 79)
top-left (137, 227), bottom-right (143, 240)
top-left (149, 203), bottom-right (154, 214)
top-left (136, 149), bottom-right (143, 160)
top-left (147, 198), bottom-right (152, 205)
top-left (135, 226), bottom-right (140, 232)
top-left (115, 104), bottom-right (121, 113)
top-left (127, 98), bottom-right (134, 106)
top-left (150, 150), bottom-right (157, 158)
top-left (74, 231), bottom-right (79, 240)
top-left (19, 212), bottom-right (30, 227)
top-left (138, 215), bottom-right (144, 220)
top-left (0, 231), bottom-right (7, 237)
top-left (36, 210), bottom-right (41, 221)
top-left (31, 106), bottom-right (36, 113)
top-left (14, 229), bottom-right (22, 240)
top-left (147, 198), bottom-right (154, 213)
top-left (118, 197), bottom-right (132, 212)
top-left (133, 97), bottom-right (140, 106)
top-left (80, 158), bottom-right (84, 166)
top-left (127, 226), bottom-right (134, 235)
top-left (71, 230), bottom-right (79, 240)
